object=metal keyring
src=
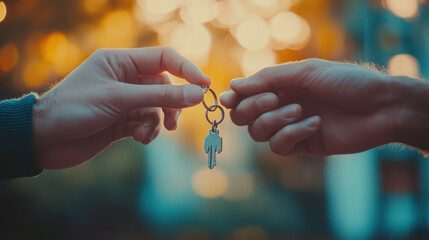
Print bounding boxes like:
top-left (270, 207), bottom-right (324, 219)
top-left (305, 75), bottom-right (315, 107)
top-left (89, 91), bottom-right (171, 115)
top-left (205, 104), bottom-right (224, 126)
top-left (202, 87), bottom-right (218, 111)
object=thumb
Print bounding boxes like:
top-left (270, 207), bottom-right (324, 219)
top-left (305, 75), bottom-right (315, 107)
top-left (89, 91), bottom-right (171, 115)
top-left (113, 83), bottom-right (204, 112)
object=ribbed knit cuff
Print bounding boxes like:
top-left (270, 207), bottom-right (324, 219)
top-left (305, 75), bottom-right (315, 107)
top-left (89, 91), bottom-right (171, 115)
top-left (0, 94), bottom-right (43, 181)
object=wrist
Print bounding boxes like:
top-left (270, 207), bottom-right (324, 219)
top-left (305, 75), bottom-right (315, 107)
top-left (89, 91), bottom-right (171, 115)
top-left (389, 75), bottom-right (429, 151)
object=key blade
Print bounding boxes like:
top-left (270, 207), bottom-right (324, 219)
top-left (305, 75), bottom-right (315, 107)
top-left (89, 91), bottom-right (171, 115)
top-left (209, 150), bottom-right (216, 169)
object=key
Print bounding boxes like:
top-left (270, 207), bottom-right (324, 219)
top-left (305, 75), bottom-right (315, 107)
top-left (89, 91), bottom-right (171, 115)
top-left (204, 129), bottom-right (223, 169)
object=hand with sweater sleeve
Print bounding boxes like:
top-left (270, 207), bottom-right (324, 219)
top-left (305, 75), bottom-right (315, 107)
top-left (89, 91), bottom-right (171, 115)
top-left (1, 47), bottom-right (211, 179)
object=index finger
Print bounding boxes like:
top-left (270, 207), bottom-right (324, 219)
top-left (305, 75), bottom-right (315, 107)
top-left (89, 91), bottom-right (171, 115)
top-left (230, 58), bottom-right (332, 96)
top-left (127, 47), bottom-right (212, 86)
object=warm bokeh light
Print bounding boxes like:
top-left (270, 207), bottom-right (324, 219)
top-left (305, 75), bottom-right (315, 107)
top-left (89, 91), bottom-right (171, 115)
top-left (235, 15), bottom-right (270, 50)
top-left (0, 43), bottom-right (19, 72)
top-left (134, 0), bottom-right (173, 24)
top-left (269, 11), bottom-right (311, 50)
top-left (223, 171), bottom-right (254, 200)
top-left (171, 23), bottom-right (212, 62)
top-left (192, 168), bottom-right (228, 198)
top-left (41, 32), bottom-right (81, 74)
top-left (154, 20), bottom-right (181, 46)
top-left (22, 59), bottom-right (50, 88)
top-left (180, 0), bottom-right (217, 24)
top-left (388, 54), bottom-right (419, 78)
top-left (41, 32), bottom-right (68, 62)
top-left (4, 0), bottom-right (428, 239)
top-left (270, 11), bottom-right (299, 43)
top-left (241, 49), bottom-right (276, 76)
top-left (0, 1), bottom-right (6, 23)
top-left (215, 0), bottom-right (246, 28)
top-left (81, 0), bottom-right (108, 15)
top-left (384, 0), bottom-right (419, 19)
top-left (98, 10), bottom-right (137, 48)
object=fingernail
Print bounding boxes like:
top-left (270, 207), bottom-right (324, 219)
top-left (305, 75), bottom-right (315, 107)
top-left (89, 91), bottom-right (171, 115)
top-left (256, 94), bottom-right (277, 110)
top-left (202, 73), bottom-right (212, 86)
top-left (280, 104), bottom-right (299, 120)
top-left (230, 78), bottom-right (246, 86)
top-left (305, 116), bottom-right (321, 129)
top-left (219, 90), bottom-right (234, 102)
top-left (184, 84), bottom-right (204, 105)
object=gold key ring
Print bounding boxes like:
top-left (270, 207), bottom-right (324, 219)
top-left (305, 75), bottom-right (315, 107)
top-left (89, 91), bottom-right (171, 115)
top-left (202, 86), bottom-right (218, 112)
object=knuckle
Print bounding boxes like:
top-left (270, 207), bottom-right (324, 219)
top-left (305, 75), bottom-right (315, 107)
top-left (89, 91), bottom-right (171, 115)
top-left (159, 85), bottom-right (180, 103)
top-left (269, 139), bottom-right (283, 155)
top-left (306, 58), bottom-right (321, 65)
top-left (160, 85), bottom-right (171, 99)
top-left (303, 58), bottom-right (326, 71)
top-left (229, 110), bottom-right (244, 126)
top-left (256, 67), bottom-right (273, 80)
top-left (248, 124), bottom-right (265, 142)
top-left (257, 114), bottom-right (272, 130)
top-left (139, 108), bottom-right (161, 128)
top-left (93, 48), bottom-right (114, 58)
top-left (161, 46), bottom-right (177, 56)
top-left (304, 58), bottom-right (318, 69)
top-left (163, 46), bottom-right (175, 52)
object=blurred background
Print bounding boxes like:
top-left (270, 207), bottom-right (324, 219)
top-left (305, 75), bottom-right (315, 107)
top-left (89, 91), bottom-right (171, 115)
top-left (1, 0), bottom-right (429, 239)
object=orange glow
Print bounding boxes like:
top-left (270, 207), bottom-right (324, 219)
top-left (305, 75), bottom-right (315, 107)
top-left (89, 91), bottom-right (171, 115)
top-left (0, 1), bottom-right (6, 23)
top-left (41, 32), bottom-right (81, 74)
top-left (179, 0), bottom-right (217, 24)
top-left (81, 0), bottom-right (108, 15)
top-left (384, 0), bottom-right (419, 19)
top-left (241, 49), bottom-right (276, 77)
top-left (102, 10), bottom-right (134, 39)
top-left (24, 32), bottom-right (44, 57)
top-left (99, 10), bottom-right (137, 48)
top-left (22, 59), bottom-right (50, 89)
top-left (192, 168), bottom-right (228, 198)
top-left (0, 1), bottom-right (6, 22)
top-left (0, 43), bottom-right (19, 72)
top-left (171, 23), bottom-right (212, 63)
top-left (41, 32), bottom-right (68, 62)
top-left (388, 54), bottom-right (419, 78)
top-left (235, 16), bottom-right (270, 50)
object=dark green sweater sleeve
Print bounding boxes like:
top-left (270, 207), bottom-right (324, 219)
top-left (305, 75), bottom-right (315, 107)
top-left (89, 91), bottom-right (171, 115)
top-left (0, 94), bottom-right (43, 181)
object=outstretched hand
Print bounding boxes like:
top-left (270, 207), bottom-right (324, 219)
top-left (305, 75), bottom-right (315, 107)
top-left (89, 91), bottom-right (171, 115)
top-left (220, 59), bottom-right (427, 156)
top-left (33, 47), bottom-right (211, 169)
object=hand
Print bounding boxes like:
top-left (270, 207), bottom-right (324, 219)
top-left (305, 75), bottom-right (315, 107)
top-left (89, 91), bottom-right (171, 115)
top-left (33, 47), bottom-right (211, 169)
top-left (220, 58), bottom-right (429, 156)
